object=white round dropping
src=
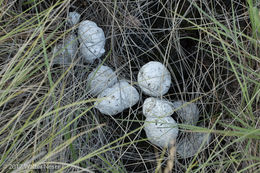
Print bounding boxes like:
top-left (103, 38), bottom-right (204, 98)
top-left (78, 20), bottom-right (105, 63)
top-left (67, 11), bottom-right (80, 26)
top-left (118, 80), bottom-right (140, 107)
top-left (177, 132), bottom-right (211, 158)
top-left (144, 117), bottom-right (178, 148)
top-left (95, 80), bottom-right (139, 116)
top-left (87, 65), bottom-right (118, 96)
top-left (138, 61), bottom-right (171, 97)
top-left (172, 101), bottom-right (200, 125)
top-left (143, 97), bottom-right (174, 118)
top-left (53, 34), bottom-right (78, 65)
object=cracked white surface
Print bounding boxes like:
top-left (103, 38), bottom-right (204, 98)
top-left (53, 34), bottom-right (78, 65)
top-left (138, 61), bottom-right (171, 97)
top-left (143, 97), bottom-right (174, 118)
top-left (78, 20), bottom-right (105, 63)
top-left (87, 65), bottom-right (118, 96)
top-left (67, 11), bottom-right (80, 26)
top-left (95, 80), bottom-right (139, 115)
top-left (177, 132), bottom-right (211, 158)
top-left (144, 117), bottom-right (178, 148)
top-left (172, 101), bottom-right (200, 125)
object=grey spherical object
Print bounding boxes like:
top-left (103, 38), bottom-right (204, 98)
top-left (67, 12), bottom-right (80, 26)
top-left (172, 101), bottom-right (200, 125)
top-left (177, 132), bottom-right (211, 158)
top-left (143, 97), bottom-right (174, 118)
top-left (138, 61), bottom-right (171, 97)
top-left (95, 80), bottom-right (139, 116)
top-left (53, 34), bottom-right (78, 65)
top-left (78, 20), bottom-right (105, 63)
top-left (87, 65), bottom-right (118, 96)
top-left (144, 117), bottom-right (178, 148)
